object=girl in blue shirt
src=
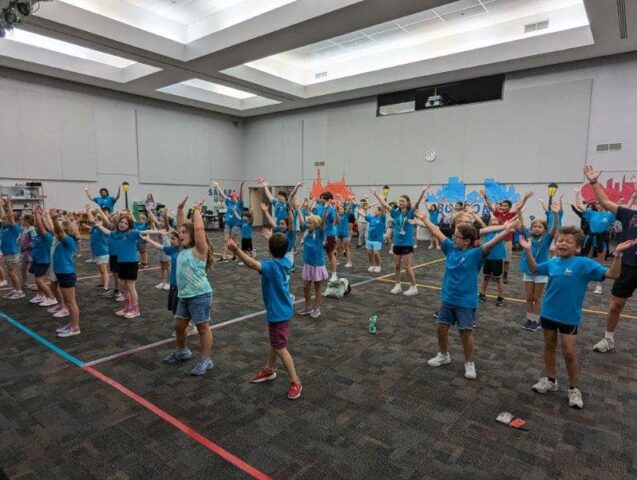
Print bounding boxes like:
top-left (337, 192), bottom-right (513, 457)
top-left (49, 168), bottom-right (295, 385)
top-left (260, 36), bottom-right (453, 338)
top-left (356, 205), bottom-right (386, 273)
top-left (212, 180), bottom-right (245, 262)
top-left (50, 211), bottom-right (81, 338)
top-left (296, 201), bottom-right (328, 319)
top-left (1, 196), bottom-right (24, 300)
top-left (86, 207), bottom-right (111, 295)
top-left (135, 214), bottom-right (152, 268)
top-left (29, 206), bottom-right (56, 307)
top-left (580, 203), bottom-right (616, 295)
top-left (371, 184), bottom-right (429, 296)
top-left (413, 210), bottom-right (518, 380)
top-left (336, 201), bottom-right (354, 269)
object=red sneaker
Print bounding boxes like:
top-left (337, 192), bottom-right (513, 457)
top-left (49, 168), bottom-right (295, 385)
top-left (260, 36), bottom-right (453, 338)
top-left (287, 382), bottom-right (302, 400)
top-left (250, 368), bottom-right (277, 383)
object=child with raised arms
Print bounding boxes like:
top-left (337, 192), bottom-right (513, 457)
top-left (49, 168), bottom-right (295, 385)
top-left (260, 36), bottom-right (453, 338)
top-left (147, 207), bottom-right (172, 290)
top-left (296, 203), bottom-right (328, 318)
top-left (85, 206), bottom-right (110, 295)
top-left (519, 227), bottom-right (634, 408)
top-left (355, 204), bottom-right (386, 273)
top-left (413, 210), bottom-right (518, 379)
top-left (162, 198), bottom-right (216, 376)
top-left (212, 180), bottom-right (244, 262)
top-left (0, 196), bottom-right (24, 300)
top-left (226, 231), bottom-right (302, 399)
top-left (18, 213), bottom-right (36, 291)
top-left (336, 199), bottom-right (353, 268)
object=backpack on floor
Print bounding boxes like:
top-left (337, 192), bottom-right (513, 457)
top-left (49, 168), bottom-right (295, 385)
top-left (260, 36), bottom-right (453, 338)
top-left (323, 277), bottom-right (351, 299)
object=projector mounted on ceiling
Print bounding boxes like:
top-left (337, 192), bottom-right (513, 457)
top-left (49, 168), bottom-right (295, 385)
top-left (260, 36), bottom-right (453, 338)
top-left (425, 94), bottom-right (444, 108)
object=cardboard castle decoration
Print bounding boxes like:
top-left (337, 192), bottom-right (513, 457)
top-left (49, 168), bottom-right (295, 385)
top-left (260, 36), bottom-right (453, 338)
top-left (310, 169), bottom-right (354, 200)
top-left (581, 176), bottom-right (635, 205)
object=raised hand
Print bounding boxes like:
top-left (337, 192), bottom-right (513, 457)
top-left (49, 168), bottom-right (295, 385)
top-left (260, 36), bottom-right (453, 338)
top-left (615, 238), bottom-right (637, 254)
top-left (225, 237), bottom-right (238, 253)
top-left (177, 195), bottom-right (189, 209)
top-left (140, 234), bottom-right (150, 242)
top-left (260, 202), bottom-right (268, 212)
top-left (518, 236), bottom-right (531, 250)
top-left (262, 227), bottom-right (273, 240)
top-left (211, 181), bottom-right (220, 188)
top-left (368, 187), bottom-right (377, 195)
top-left (584, 165), bottom-right (601, 183)
top-left (192, 199), bottom-right (206, 210)
top-left (262, 181), bottom-right (270, 187)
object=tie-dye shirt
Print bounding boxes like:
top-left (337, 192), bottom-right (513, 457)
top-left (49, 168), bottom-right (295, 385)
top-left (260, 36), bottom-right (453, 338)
top-left (176, 248), bottom-right (212, 298)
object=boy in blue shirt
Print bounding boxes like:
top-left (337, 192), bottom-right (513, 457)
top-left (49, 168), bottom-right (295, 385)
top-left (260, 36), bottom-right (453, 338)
top-left (519, 226), bottom-right (632, 409)
top-left (414, 210), bottom-right (518, 380)
top-left (226, 231), bottom-right (302, 400)
top-left (1, 196), bottom-right (24, 299)
top-left (478, 218), bottom-right (509, 307)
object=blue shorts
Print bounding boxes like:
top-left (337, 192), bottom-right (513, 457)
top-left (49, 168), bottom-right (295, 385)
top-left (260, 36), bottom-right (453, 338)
top-left (366, 240), bottom-right (382, 251)
top-left (29, 262), bottom-right (50, 277)
top-left (175, 292), bottom-right (212, 325)
top-left (437, 302), bottom-right (476, 330)
top-left (56, 272), bottom-right (77, 289)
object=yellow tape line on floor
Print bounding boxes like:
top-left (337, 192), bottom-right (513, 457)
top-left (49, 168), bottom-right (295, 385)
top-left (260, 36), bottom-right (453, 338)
top-left (374, 277), bottom-right (637, 320)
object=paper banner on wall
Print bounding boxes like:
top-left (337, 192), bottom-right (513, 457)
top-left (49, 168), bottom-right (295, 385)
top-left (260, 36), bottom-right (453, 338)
top-left (426, 177), bottom-right (522, 215)
top-left (310, 169), bottom-right (354, 200)
top-left (582, 176), bottom-right (635, 204)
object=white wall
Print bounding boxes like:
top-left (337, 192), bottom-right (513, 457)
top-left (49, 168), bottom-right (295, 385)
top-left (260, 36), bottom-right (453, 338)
top-left (0, 71), bottom-right (245, 210)
top-left (242, 54), bottom-right (637, 223)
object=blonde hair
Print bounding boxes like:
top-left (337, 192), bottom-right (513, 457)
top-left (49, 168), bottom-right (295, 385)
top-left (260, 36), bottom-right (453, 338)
top-left (307, 214), bottom-right (323, 227)
top-left (531, 218), bottom-right (547, 231)
top-left (61, 220), bottom-right (79, 239)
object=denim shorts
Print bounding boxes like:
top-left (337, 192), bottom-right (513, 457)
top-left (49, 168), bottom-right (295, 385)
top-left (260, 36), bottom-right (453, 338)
top-left (94, 254), bottom-right (109, 265)
top-left (175, 292), bottom-right (212, 325)
top-left (522, 273), bottom-right (549, 284)
top-left (366, 240), bottom-right (382, 251)
top-left (224, 225), bottom-right (241, 237)
top-left (437, 302), bottom-right (476, 330)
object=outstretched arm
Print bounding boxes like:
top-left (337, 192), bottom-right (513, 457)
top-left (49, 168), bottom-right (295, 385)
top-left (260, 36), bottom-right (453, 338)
top-left (482, 220), bottom-right (518, 256)
top-left (294, 200), bottom-right (306, 229)
top-left (518, 237), bottom-right (537, 272)
top-left (607, 239), bottom-right (637, 278)
top-left (262, 181), bottom-right (274, 202)
top-left (114, 186), bottom-right (121, 202)
top-left (177, 196), bottom-right (188, 228)
top-left (369, 188), bottom-right (391, 211)
top-left (414, 183), bottom-right (431, 209)
top-left (191, 200), bottom-right (209, 260)
top-left (479, 190), bottom-right (497, 214)
top-left (549, 203), bottom-right (560, 237)
top-left (211, 182), bottom-right (228, 201)
top-left (34, 207), bottom-right (47, 235)
top-left (5, 196), bottom-right (15, 225)
top-left (227, 238), bottom-right (261, 271)
top-left (83, 187), bottom-right (95, 203)
top-left (514, 191), bottom-right (533, 212)
top-left (260, 202), bottom-right (276, 228)
top-left (584, 165), bottom-right (619, 214)
top-left (140, 234), bottom-right (164, 250)
top-left (238, 181), bottom-right (245, 202)
top-left (413, 209), bottom-right (446, 243)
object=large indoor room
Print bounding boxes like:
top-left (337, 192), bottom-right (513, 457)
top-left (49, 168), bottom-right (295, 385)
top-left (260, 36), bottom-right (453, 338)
top-left (0, 0), bottom-right (635, 478)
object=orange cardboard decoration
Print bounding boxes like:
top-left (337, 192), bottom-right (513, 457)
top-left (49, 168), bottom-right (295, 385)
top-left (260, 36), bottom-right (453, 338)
top-left (310, 168), bottom-right (354, 200)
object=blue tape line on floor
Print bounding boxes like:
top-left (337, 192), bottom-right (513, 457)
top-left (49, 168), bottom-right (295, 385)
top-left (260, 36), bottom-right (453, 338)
top-left (0, 311), bottom-right (85, 367)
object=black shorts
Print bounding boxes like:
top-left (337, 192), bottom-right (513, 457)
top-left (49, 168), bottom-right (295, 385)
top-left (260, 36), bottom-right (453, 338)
top-left (348, 213), bottom-right (356, 224)
top-left (167, 284), bottom-right (179, 314)
top-left (56, 272), bottom-right (77, 289)
top-left (541, 317), bottom-right (578, 335)
top-left (29, 262), bottom-right (50, 277)
top-left (483, 259), bottom-right (504, 278)
top-left (109, 255), bottom-right (119, 272)
top-left (241, 238), bottom-right (253, 252)
top-left (611, 262), bottom-right (637, 299)
top-left (393, 245), bottom-right (414, 256)
top-left (118, 262), bottom-right (139, 281)
top-left (582, 232), bottom-right (610, 256)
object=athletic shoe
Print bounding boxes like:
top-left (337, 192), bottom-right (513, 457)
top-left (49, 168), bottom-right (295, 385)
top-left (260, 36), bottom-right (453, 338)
top-left (124, 306), bottom-right (140, 319)
top-left (163, 283), bottom-right (171, 291)
top-left (345, 262), bottom-right (352, 268)
top-left (0, 280), bottom-right (8, 287)
top-left (297, 307), bottom-right (313, 316)
top-left (8, 291), bottom-right (25, 300)
top-left (522, 320), bottom-right (534, 331)
top-left (427, 352), bottom-right (451, 367)
top-left (373, 266), bottom-right (382, 273)
top-left (287, 382), bottom-right (302, 400)
top-left (532, 377), bottom-right (558, 393)
top-left (367, 266), bottom-right (374, 272)
top-left (464, 362), bottom-right (477, 379)
top-left (330, 273), bottom-right (338, 283)
top-left (310, 308), bottom-right (321, 318)
top-left (162, 348), bottom-right (193, 364)
top-left (593, 337), bottom-right (614, 353)
top-left (529, 321), bottom-right (541, 332)
top-left (115, 293), bottom-right (125, 302)
top-left (58, 328), bottom-right (80, 338)
top-left (191, 358), bottom-right (214, 376)
top-left (186, 323), bottom-right (198, 336)
top-left (594, 284), bottom-right (603, 295)
top-left (403, 286), bottom-right (418, 296)
top-left (39, 298), bottom-right (58, 307)
top-left (56, 324), bottom-right (70, 333)
top-left (567, 387), bottom-right (584, 409)
top-left (29, 295), bottom-right (45, 304)
top-left (478, 293), bottom-right (486, 304)
top-left (53, 307), bottom-right (70, 318)
top-left (390, 284), bottom-right (403, 294)
top-left (495, 297), bottom-right (504, 307)
top-left (250, 369), bottom-right (277, 383)
top-left (155, 282), bottom-right (165, 289)
top-left (432, 311), bottom-right (439, 319)
top-left (48, 304), bottom-right (63, 313)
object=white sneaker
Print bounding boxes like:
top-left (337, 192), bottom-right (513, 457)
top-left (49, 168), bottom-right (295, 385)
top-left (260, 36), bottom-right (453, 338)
top-left (53, 307), bottom-right (70, 318)
top-left (163, 283), bottom-right (170, 291)
top-left (29, 295), bottom-right (45, 304)
top-left (427, 352), bottom-right (451, 367)
top-left (567, 387), bottom-right (584, 409)
top-left (594, 284), bottom-right (603, 295)
top-left (464, 362), bottom-right (477, 379)
top-left (374, 266), bottom-right (382, 273)
top-left (390, 283), bottom-right (403, 294)
top-left (58, 328), bottom-right (80, 338)
top-left (155, 282), bottom-right (165, 289)
top-left (367, 266), bottom-right (374, 272)
top-left (8, 291), bottom-right (25, 300)
top-left (330, 273), bottom-right (338, 282)
top-left (345, 262), bottom-right (352, 268)
top-left (532, 377), bottom-right (558, 393)
top-left (39, 298), bottom-right (58, 307)
top-left (593, 337), bottom-right (614, 352)
top-left (403, 286), bottom-right (418, 296)
top-left (0, 280), bottom-right (8, 287)
top-left (115, 293), bottom-right (125, 302)
top-left (3, 290), bottom-right (17, 299)
top-left (56, 324), bottom-right (70, 333)
top-left (47, 304), bottom-right (63, 313)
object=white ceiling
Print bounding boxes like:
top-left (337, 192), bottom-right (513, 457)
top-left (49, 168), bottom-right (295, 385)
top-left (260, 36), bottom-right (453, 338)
top-left (0, 0), bottom-right (634, 117)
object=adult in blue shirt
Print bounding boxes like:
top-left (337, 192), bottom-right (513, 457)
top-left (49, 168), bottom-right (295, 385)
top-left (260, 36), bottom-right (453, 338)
top-left (578, 199), bottom-right (616, 295)
top-left (212, 180), bottom-right (244, 262)
top-left (263, 180), bottom-right (303, 226)
top-left (84, 185), bottom-right (120, 214)
top-left (585, 165), bottom-right (637, 354)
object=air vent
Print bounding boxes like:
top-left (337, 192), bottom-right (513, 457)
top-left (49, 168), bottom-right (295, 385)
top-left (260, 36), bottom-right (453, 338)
top-left (609, 143), bottom-right (623, 151)
top-left (314, 71), bottom-right (328, 80)
top-left (314, 161), bottom-right (325, 166)
top-left (596, 144), bottom-right (609, 152)
top-left (617, 0), bottom-right (627, 39)
top-left (524, 20), bottom-right (549, 33)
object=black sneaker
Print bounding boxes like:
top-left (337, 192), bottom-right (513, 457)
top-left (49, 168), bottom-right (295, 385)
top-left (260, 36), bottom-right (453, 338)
top-left (496, 297), bottom-right (504, 306)
top-left (478, 293), bottom-right (486, 303)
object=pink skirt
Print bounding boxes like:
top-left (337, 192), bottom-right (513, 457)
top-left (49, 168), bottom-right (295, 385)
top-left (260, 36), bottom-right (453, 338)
top-left (302, 264), bottom-right (329, 282)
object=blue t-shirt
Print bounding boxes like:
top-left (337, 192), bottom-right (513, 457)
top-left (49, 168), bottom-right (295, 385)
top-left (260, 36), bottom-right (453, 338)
top-left (110, 230), bottom-right (141, 262)
top-left (272, 199), bottom-right (288, 224)
top-left (241, 219), bottom-right (253, 239)
top-left (224, 199), bottom-right (243, 227)
top-left (390, 208), bottom-right (415, 247)
top-left (365, 214), bottom-right (386, 242)
top-left (53, 236), bottom-right (77, 274)
top-left (314, 203), bottom-right (337, 237)
top-left (301, 226), bottom-right (325, 266)
top-left (483, 231), bottom-right (506, 260)
top-left (260, 257), bottom-right (293, 323)
top-left (93, 195), bottom-right (116, 213)
top-left (1, 224), bottom-right (22, 255)
top-left (90, 226), bottom-right (109, 257)
top-left (32, 231), bottom-right (53, 264)
top-left (582, 210), bottom-right (616, 234)
top-left (440, 238), bottom-right (485, 309)
top-left (545, 210), bottom-right (564, 232)
top-left (536, 256), bottom-right (607, 325)
top-left (163, 246), bottom-right (180, 286)
top-left (429, 210), bottom-right (440, 225)
top-left (337, 212), bottom-right (350, 237)
top-left (519, 231), bottom-right (553, 274)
